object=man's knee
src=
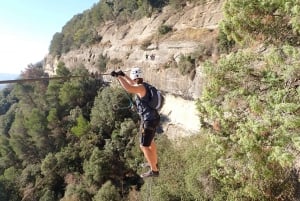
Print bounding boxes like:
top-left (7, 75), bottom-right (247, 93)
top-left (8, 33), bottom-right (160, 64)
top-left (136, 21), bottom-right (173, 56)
top-left (140, 144), bottom-right (147, 148)
top-left (140, 144), bottom-right (150, 150)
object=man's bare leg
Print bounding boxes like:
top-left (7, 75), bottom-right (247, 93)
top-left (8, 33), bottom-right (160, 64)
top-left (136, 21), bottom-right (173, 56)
top-left (140, 141), bottom-right (158, 171)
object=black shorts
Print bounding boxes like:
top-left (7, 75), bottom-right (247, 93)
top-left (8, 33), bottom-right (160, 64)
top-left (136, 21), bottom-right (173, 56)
top-left (140, 118), bottom-right (160, 147)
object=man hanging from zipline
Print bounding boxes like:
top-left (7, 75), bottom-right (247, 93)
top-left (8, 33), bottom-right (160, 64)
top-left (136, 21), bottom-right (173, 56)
top-left (111, 67), bottom-right (161, 178)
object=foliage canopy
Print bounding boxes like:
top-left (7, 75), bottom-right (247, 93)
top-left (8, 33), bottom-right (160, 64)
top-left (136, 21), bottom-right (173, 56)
top-left (221, 0), bottom-right (300, 46)
top-left (1, 0), bottom-right (300, 200)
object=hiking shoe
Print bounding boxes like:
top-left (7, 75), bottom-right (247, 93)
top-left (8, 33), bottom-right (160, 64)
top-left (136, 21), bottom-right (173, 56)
top-left (140, 170), bottom-right (159, 178)
top-left (140, 162), bottom-right (150, 168)
top-left (140, 162), bottom-right (159, 169)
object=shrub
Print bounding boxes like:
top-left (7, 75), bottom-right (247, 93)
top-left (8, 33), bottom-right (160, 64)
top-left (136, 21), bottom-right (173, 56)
top-left (158, 25), bottom-right (173, 35)
top-left (93, 181), bottom-right (121, 201)
top-left (96, 54), bottom-right (108, 73)
top-left (140, 39), bottom-right (152, 50)
top-left (178, 54), bottom-right (195, 76)
top-left (197, 46), bottom-right (300, 200)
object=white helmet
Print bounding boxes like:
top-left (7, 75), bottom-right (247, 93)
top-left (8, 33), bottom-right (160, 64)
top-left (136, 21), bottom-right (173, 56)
top-left (130, 67), bottom-right (143, 80)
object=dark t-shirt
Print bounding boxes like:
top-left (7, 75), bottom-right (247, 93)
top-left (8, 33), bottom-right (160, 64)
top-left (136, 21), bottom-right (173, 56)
top-left (135, 83), bottom-right (160, 121)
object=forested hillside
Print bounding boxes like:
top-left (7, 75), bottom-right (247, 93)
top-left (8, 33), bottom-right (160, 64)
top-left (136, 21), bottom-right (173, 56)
top-left (0, 0), bottom-right (300, 201)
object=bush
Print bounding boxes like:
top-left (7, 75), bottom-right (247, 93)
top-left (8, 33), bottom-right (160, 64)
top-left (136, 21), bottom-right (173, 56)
top-left (197, 46), bottom-right (300, 200)
top-left (61, 183), bottom-right (92, 201)
top-left (221, 0), bottom-right (300, 45)
top-left (158, 24), bottom-right (173, 35)
top-left (140, 39), bottom-right (152, 50)
top-left (96, 54), bottom-right (108, 73)
top-left (178, 54), bottom-right (195, 76)
top-left (93, 181), bottom-right (121, 201)
top-left (217, 30), bottom-right (235, 54)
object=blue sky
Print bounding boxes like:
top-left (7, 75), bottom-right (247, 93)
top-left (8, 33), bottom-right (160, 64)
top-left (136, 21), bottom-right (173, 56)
top-left (0, 0), bottom-right (99, 74)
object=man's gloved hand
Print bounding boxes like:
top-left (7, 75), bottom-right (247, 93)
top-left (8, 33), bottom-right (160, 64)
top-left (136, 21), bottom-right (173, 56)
top-left (111, 71), bottom-right (118, 77)
top-left (117, 71), bottom-right (125, 76)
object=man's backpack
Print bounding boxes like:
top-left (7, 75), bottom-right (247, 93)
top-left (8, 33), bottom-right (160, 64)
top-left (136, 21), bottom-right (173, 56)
top-left (143, 82), bottom-right (165, 111)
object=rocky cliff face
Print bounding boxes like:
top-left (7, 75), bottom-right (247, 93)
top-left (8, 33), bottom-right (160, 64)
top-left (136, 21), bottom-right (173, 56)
top-left (44, 1), bottom-right (224, 137)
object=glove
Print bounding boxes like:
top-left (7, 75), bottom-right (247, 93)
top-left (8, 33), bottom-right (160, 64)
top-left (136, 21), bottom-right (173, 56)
top-left (110, 71), bottom-right (118, 77)
top-left (117, 70), bottom-right (125, 76)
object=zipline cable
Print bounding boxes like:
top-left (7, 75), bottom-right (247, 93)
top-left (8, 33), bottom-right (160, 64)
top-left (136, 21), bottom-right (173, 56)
top-left (0, 73), bottom-right (112, 85)
top-left (0, 70), bottom-right (138, 200)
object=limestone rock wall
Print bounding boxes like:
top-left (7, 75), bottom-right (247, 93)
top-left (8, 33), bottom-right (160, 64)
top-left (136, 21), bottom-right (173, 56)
top-left (45, 2), bottom-right (223, 98)
top-left (44, 1), bottom-right (224, 137)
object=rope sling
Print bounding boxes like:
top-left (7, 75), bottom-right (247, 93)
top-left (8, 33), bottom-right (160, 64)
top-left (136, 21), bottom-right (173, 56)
top-left (146, 177), bottom-right (153, 201)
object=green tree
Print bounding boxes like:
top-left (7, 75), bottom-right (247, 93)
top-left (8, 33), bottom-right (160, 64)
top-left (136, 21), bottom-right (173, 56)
top-left (39, 147), bottom-right (83, 200)
top-left (52, 145), bottom-right (82, 177)
top-left (12, 63), bottom-right (48, 110)
top-left (178, 54), bottom-right (196, 76)
top-left (19, 164), bottom-right (41, 192)
top-left (99, 1), bottom-right (114, 21)
top-left (148, 0), bottom-right (167, 8)
top-left (0, 105), bottom-right (16, 136)
top-left (158, 24), bottom-right (172, 35)
top-left (59, 66), bottom-right (100, 109)
top-left (49, 32), bottom-right (63, 56)
top-left (40, 189), bottom-right (56, 201)
top-left (9, 112), bottom-right (38, 164)
top-left (0, 88), bottom-right (15, 115)
top-left (24, 108), bottom-right (52, 157)
top-left (71, 114), bottom-right (90, 137)
top-left (221, 0), bottom-right (300, 45)
top-left (0, 179), bottom-right (9, 201)
top-left (197, 46), bottom-right (300, 200)
top-left (83, 147), bottom-right (112, 185)
top-left (59, 81), bottom-right (85, 107)
top-left (0, 167), bottom-right (22, 201)
top-left (93, 180), bottom-right (121, 201)
top-left (0, 135), bottom-right (19, 173)
top-left (56, 62), bottom-right (71, 77)
top-left (46, 62), bottom-right (70, 109)
top-left (90, 87), bottom-right (133, 135)
top-left (61, 183), bottom-right (92, 201)
top-left (96, 54), bottom-right (108, 72)
top-left (91, 3), bottom-right (104, 25)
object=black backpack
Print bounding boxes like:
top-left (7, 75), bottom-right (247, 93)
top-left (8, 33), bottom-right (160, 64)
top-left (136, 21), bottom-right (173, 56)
top-left (143, 82), bottom-right (165, 111)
